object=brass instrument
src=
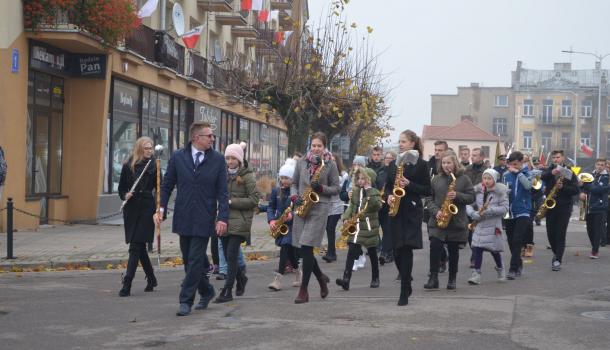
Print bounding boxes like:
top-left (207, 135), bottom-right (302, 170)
top-left (468, 195), bottom-right (493, 231)
top-left (532, 176), bottom-right (542, 190)
top-left (578, 172), bottom-right (595, 221)
top-left (340, 199), bottom-right (369, 237)
top-left (270, 203), bottom-right (294, 239)
top-left (388, 162), bottom-right (406, 217)
top-left (295, 158), bottom-right (325, 217)
top-left (577, 173), bottom-right (594, 183)
top-left (437, 173), bottom-right (459, 229)
top-left (535, 175), bottom-right (563, 220)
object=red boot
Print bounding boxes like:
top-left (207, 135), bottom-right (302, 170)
top-left (294, 286), bottom-right (309, 304)
top-left (317, 273), bottom-right (330, 299)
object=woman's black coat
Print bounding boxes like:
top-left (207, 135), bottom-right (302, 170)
top-left (385, 157), bottom-right (431, 250)
top-left (118, 158), bottom-right (158, 244)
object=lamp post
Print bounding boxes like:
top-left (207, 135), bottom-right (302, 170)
top-left (562, 50), bottom-right (610, 159)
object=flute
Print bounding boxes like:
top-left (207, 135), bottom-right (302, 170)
top-left (119, 158), bottom-right (153, 212)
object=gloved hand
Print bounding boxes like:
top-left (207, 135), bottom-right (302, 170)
top-left (311, 181), bottom-right (323, 194)
top-left (470, 211), bottom-right (481, 221)
top-left (294, 197), bottom-right (304, 207)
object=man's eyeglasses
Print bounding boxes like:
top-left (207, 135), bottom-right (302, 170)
top-left (197, 134), bottom-right (216, 139)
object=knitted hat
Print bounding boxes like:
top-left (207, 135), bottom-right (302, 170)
top-left (352, 155), bottom-right (367, 167)
top-left (355, 167), bottom-right (377, 186)
top-left (279, 158), bottom-right (297, 178)
top-left (224, 143), bottom-right (244, 164)
top-left (483, 168), bottom-right (500, 183)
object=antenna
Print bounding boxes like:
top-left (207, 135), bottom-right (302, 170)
top-left (172, 3), bottom-right (185, 37)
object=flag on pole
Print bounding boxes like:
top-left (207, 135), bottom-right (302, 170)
top-left (493, 135), bottom-right (501, 167)
top-left (258, 10), bottom-right (269, 22)
top-left (581, 143), bottom-right (594, 157)
top-left (137, 0), bottom-right (158, 18)
top-left (241, 0), bottom-right (252, 11)
top-left (182, 25), bottom-right (204, 49)
top-left (539, 145), bottom-right (546, 166)
top-left (282, 31), bottom-right (293, 46)
top-left (274, 31), bottom-right (284, 45)
top-left (269, 10), bottom-right (280, 28)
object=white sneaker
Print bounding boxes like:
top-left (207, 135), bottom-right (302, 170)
top-left (468, 269), bottom-right (481, 285)
top-left (357, 255), bottom-right (366, 269)
top-left (352, 260), bottom-right (359, 271)
top-left (495, 267), bottom-right (506, 281)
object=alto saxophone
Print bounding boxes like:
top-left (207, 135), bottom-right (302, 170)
top-left (295, 158), bottom-right (325, 217)
top-left (340, 199), bottom-right (369, 237)
top-left (270, 202), bottom-right (293, 239)
top-left (535, 175), bottom-right (563, 220)
top-left (468, 194), bottom-right (493, 231)
top-left (436, 173), bottom-right (459, 229)
top-left (388, 162), bottom-right (406, 217)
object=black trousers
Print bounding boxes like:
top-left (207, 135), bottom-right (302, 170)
top-left (278, 245), bottom-right (299, 274)
top-left (343, 243), bottom-right (379, 280)
top-left (300, 245), bottom-right (324, 288)
top-left (586, 212), bottom-right (606, 254)
top-left (379, 208), bottom-right (392, 256)
top-left (604, 209), bottom-right (610, 245)
top-left (210, 235), bottom-right (219, 266)
top-left (220, 235), bottom-right (246, 289)
top-left (523, 214), bottom-right (535, 246)
top-left (429, 237), bottom-right (459, 277)
top-left (505, 216), bottom-right (530, 272)
top-left (546, 206), bottom-right (572, 263)
top-left (395, 246), bottom-right (413, 298)
top-left (326, 214), bottom-right (341, 257)
top-left (179, 235), bottom-right (212, 306)
top-left (124, 242), bottom-right (154, 280)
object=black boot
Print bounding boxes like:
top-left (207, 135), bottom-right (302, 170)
top-left (423, 272), bottom-right (439, 290)
top-left (144, 274), bottom-right (158, 292)
top-left (214, 287), bottom-right (233, 303)
top-left (236, 268), bottom-right (248, 296)
top-left (370, 277), bottom-right (380, 288)
top-left (119, 275), bottom-right (132, 297)
top-left (398, 283), bottom-right (411, 306)
top-left (335, 270), bottom-right (351, 291)
top-left (447, 274), bottom-right (457, 290)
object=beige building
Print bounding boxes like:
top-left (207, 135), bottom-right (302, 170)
top-left (431, 83), bottom-right (515, 145)
top-left (0, 0), bottom-right (307, 231)
top-left (512, 61), bottom-right (608, 167)
top-left (422, 120), bottom-right (504, 163)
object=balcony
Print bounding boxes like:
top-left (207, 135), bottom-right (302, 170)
top-left (189, 53), bottom-right (208, 84)
top-left (279, 11), bottom-right (293, 29)
top-left (125, 25), bottom-right (156, 61)
top-left (245, 38), bottom-right (267, 47)
top-left (155, 32), bottom-right (185, 75)
top-left (271, 0), bottom-right (293, 10)
top-left (215, 13), bottom-right (247, 26)
top-left (232, 26), bottom-right (259, 38)
top-left (197, 0), bottom-right (233, 12)
top-left (536, 116), bottom-right (573, 127)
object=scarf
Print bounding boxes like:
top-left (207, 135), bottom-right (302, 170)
top-left (305, 149), bottom-right (333, 175)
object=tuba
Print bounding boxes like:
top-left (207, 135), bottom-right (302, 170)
top-left (437, 173), bottom-right (459, 229)
top-left (577, 172), bottom-right (594, 221)
top-left (270, 203), bottom-right (293, 239)
top-left (295, 157), bottom-right (325, 218)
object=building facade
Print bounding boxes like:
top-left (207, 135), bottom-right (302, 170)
top-left (431, 83), bottom-right (515, 144)
top-left (0, 0), bottom-right (306, 231)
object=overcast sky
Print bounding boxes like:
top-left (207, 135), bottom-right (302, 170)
top-left (306, 0), bottom-right (610, 144)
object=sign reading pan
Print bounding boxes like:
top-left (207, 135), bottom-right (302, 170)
top-left (29, 40), bottom-right (107, 79)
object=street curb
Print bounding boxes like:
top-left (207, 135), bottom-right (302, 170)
top-left (0, 249), bottom-right (281, 271)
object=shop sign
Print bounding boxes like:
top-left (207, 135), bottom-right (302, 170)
top-left (29, 40), bottom-right (106, 78)
top-left (195, 102), bottom-right (220, 130)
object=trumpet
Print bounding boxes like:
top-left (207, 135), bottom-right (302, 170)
top-left (532, 176), bottom-right (542, 190)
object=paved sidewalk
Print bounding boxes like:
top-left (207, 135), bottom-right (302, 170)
top-left (0, 213), bottom-right (279, 269)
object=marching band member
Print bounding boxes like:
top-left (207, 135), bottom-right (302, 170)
top-left (580, 159), bottom-right (610, 259)
top-left (336, 168), bottom-right (383, 290)
top-left (540, 150), bottom-right (579, 272)
top-left (385, 130), bottom-right (431, 305)
top-left (424, 151), bottom-right (474, 291)
top-left (291, 132), bottom-right (341, 304)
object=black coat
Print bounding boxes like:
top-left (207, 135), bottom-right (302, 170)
top-left (367, 161), bottom-right (387, 191)
top-left (118, 158), bottom-right (158, 244)
top-left (385, 157), bottom-right (431, 250)
top-left (540, 163), bottom-right (580, 209)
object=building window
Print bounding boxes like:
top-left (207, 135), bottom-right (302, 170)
top-left (495, 95), bottom-right (508, 107)
top-left (523, 131), bottom-right (532, 150)
top-left (581, 132), bottom-right (591, 147)
top-left (541, 131), bottom-right (552, 153)
top-left (582, 100), bottom-right (593, 117)
top-left (606, 133), bottom-right (610, 158)
top-left (561, 132), bottom-right (571, 151)
top-left (541, 99), bottom-right (553, 124)
top-left (561, 100), bottom-right (572, 117)
top-left (523, 99), bottom-right (534, 117)
top-left (492, 118), bottom-right (507, 136)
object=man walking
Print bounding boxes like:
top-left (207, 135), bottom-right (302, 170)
top-left (155, 122), bottom-right (229, 316)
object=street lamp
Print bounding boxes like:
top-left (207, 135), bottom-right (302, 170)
top-left (562, 50), bottom-right (610, 159)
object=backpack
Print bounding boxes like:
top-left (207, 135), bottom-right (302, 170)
top-left (0, 147), bottom-right (7, 186)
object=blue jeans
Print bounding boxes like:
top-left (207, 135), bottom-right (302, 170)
top-left (179, 235), bottom-right (213, 306)
top-left (218, 238), bottom-right (246, 274)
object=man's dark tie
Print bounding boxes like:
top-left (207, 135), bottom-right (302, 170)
top-left (194, 151), bottom-right (202, 170)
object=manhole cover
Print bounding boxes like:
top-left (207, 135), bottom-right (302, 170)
top-left (581, 311), bottom-right (610, 320)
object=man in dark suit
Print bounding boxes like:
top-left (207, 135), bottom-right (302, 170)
top-left (155, 121), bottom-right (229, 316)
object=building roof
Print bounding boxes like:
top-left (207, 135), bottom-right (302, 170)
top-left (422, 120), bottom-right (498, 142)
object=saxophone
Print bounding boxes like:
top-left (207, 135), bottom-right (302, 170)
top-left (270, 202), bottom-right (293, 239)
top-left (388, 161), bottom-right (406, 217)
top-left (535, 175), bottom-right (563, 220)
top-left (295, 158), bottom-right (325, 217)
top-left (340, 198), bottom-right (369, 237)
top-left (436, 173), bottom-right (459, 229)
top-left (467, 194), bottom-right (493, 231)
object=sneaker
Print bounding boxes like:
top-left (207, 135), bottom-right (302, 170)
top-left (357, 255), bottom-right (366, 269)
top-left (352, 260), bottom-right (359, 271)
top-left (515, 267), bottom-right (522, 277)
top-left (216, 273), bottom-right (226, 280)
top-left (506, 270), bottom-right (517, 280)
top-left (552, 260), bottom-right (561, 271)
top-left (467, 270), bottom-right (481, 285)
top-left (589, 252), bottom-right (599, 259)
top-left (495, 267), bottom-right (506, 281)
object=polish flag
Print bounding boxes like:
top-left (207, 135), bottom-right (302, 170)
top-left (252, 0), bottom-right (263, 11)
top-left (581, 143), bottom-right (594, 157)
top-left (182, 26), bottom-right (204, 49)
top-left (258, 9), bottom-right (269, 22)
top-left (539, 146), bottom-right (546, 166)
top-left (241, 0), bottom-right (252, 11)
top-left (274, 31), bottom-right (284, 45)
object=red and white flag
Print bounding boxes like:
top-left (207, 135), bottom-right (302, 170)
top-left (274, 31), bottom-right (284, 45)
top-left (258, 9), bottom-right (269, 22)
top-left (252, 0), bottom-right (263, 11)
top-left (241, 0), bottom-right (252, 11)
top-left (137, 0), bottom-right (158, 18)
top-left (539, 145), bottom-right (546, 166)
top-left (581, 143), bottom-right (594, 157)
top-left (182, 26), bottom-right (204, 49)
